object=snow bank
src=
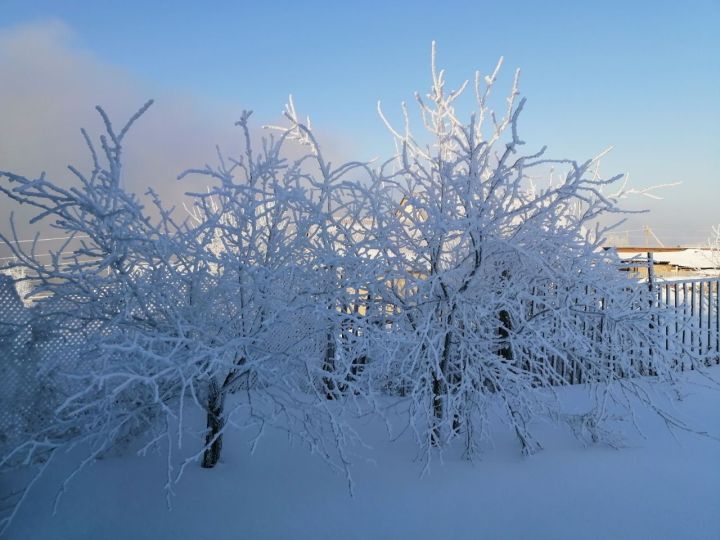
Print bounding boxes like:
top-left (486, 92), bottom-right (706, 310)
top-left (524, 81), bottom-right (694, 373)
top-left (6, 368), bottom-right (719, 540)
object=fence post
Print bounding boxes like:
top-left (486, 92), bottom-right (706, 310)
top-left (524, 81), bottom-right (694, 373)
top-left (646, 252), bottom-right (655, 290)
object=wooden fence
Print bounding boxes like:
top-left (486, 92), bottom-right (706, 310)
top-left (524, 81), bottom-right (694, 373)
top-left (657, 277), bottom-right (720, 365)
top-left (0, 274), bottom-right (718, 402)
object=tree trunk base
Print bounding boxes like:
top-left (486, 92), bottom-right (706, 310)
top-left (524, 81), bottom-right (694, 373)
top-left (201, 387), bottom-right (224, 469)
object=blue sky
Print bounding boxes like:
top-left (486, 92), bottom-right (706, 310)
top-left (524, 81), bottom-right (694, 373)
top-left (1, 0), bottom-right (719, 244)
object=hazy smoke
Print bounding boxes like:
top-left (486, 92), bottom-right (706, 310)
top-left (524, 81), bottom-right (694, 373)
top-left (0, 20), bottom-right (349, 259)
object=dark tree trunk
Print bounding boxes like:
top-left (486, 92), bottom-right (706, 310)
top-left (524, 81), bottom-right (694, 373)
top-left (431, 370), bottom-right (445, 446)
top-left (431, 319), bottom-right (453, 447)
top-left (322, 331), bottom-right (337, 400)
top-left (452, 412), bottom-right (462, 435)
top-left (201, 379), bottom-right (225, 469)
top-left (498, 309), bottom-right (512, 362)
top-left (496, 308), bottom-right (539, 453)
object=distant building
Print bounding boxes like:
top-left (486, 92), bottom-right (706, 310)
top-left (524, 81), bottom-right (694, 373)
top-left (606, 247), bottom-right (719, 279)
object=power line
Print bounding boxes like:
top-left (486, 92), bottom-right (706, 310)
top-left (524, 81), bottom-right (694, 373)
top-left (0, 251), bottom-right (93, 262)
top-left (8, 235), bottom-right (90, 245)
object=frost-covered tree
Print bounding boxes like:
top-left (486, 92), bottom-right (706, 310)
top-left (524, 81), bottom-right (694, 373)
top-left (263, 99), bottom-right (383, 400)
top-left (0, 103), bottom-right (363, 531)
top-left (708, 225), bottom-right (720, 269)
top-left (178, 104), bottom-right (376, 467)
top-left (0, 101), bottom-right (225, 528)
top-left (369, 44), bottom-right (700, 459)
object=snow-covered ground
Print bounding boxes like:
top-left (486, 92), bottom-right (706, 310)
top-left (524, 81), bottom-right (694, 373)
top-left (6, 368), bottom-right (720, 540)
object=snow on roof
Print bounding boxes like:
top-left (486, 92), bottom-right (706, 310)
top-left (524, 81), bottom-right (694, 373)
top-left (620, 248), bottom-right (718, 270)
